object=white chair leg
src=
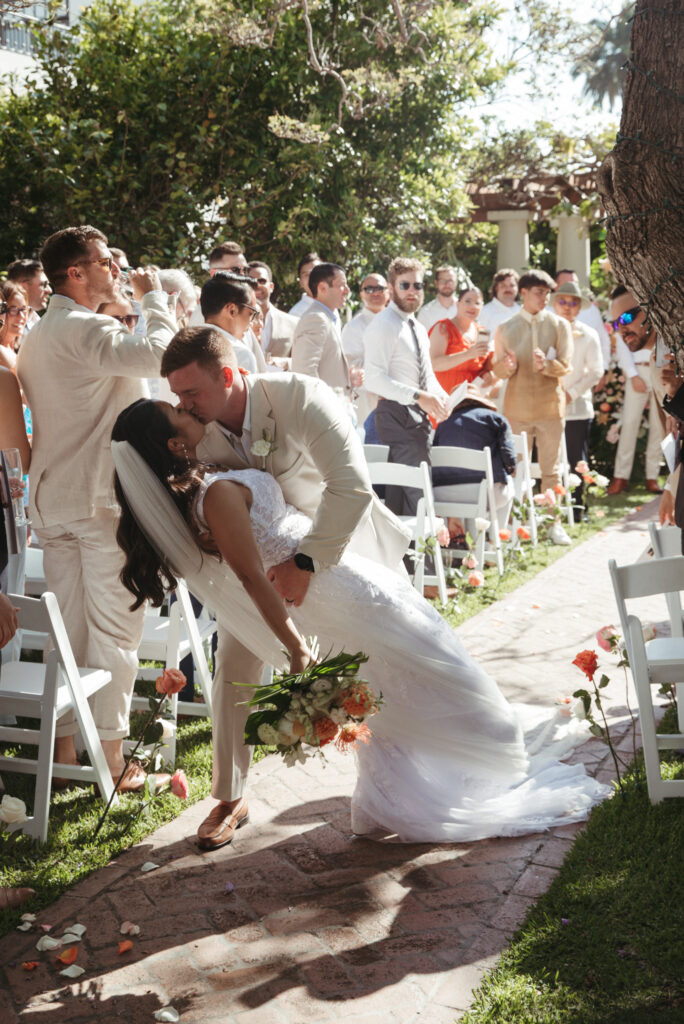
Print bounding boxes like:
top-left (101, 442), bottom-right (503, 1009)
top-left (31, 705), bottom-right (58, 844)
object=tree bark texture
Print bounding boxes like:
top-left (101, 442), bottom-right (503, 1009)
top-left (597, 0), bottom-right (684, 364)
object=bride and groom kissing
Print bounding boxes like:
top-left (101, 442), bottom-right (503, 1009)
top-left (112, 325), bottom-right (609, 848)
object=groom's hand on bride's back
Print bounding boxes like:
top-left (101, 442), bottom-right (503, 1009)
top-left (268, 557), bottom-right (311, 607)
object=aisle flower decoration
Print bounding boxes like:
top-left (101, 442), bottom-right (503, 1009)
top-left (240, 651), bottom-right (382, 766)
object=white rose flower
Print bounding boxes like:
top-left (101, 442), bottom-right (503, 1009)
top-left (567, 473), bottom-right (581, 488)
top-left (277, 717), bottom-right (298, 742)
top-left (310, 679), bottom-right (332, 693)
top-left (250, 439), bottom-right (272, 457)
top-left (571, 697), bottom-right (587, 721)
top-left (330, 707), bottom-right (348, 725)
top-left (474, 517), bottom-right (490, 533)
top-left (257, 723), bottom-right (280, 745)
top-left (595, 474), bottom-right (610, 488)
top-left (0, 794), bottom-right (28, 825)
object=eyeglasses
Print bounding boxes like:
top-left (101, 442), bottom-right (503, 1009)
top-left (113, 314), bottom-right (140, 329)
top-left (397, 281), bottom-right (424, 291)
top-left (249, 276), bottom-right (270, 286)
top-left (611, 306), bottom-right (641, 331)
top-left (240, 304), bottom-right (260, 323)
top-left (78, 256), bottom-right (114, 271)
top-left (362, 285), bottom-right (388, 294)
top-left (4, 306), bottom-right (28, 316)
top-left (556, 297), bottom-right (581, 307)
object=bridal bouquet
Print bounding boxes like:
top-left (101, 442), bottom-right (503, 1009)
top-left (242, 651), bottom-right (382, 766)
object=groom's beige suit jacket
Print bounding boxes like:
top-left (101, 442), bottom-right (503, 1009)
top-left (196, 372), bottom-right (409, 570)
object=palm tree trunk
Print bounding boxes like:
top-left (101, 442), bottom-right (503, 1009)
top-left (596, 0), bottom-right (684, 364)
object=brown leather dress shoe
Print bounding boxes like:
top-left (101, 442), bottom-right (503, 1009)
top-left (606, 477), bottom-right (629, 495)
top-left (197, 799), bottom-right (249, 850)
top-left (645, 479), bottom-right (663, 494)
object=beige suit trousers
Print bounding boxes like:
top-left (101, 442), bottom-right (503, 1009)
top-left (509, 416), bottom-right (565, 492)
top-left (211, 625), bottom-right (262, 801)
top-left (613, 364), bottom-right (663, 480)
top-left (35, 508), bottom-right (145, 740)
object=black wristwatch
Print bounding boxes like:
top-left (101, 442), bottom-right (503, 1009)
top-left (412, 390), bottom-right (422, 402)
top-left (294, 552), bottom-right (315, 573)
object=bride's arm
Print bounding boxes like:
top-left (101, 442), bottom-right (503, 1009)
top-left (202, 480), bottom-right (311, 672)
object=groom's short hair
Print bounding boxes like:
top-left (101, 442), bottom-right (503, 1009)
top-left (161, 325), bottom-right (236, 378)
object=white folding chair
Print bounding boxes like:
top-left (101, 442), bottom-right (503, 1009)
top-left (363, 444), bottom-right (390, 464)
top-left (648, 523), bottom-right (684, 639)
top-left (431, 446), bottom-right (504, 575)
top-left (131, 580), bottom-right (216, 765)
top-left (510, 432), bottom-right (538, 547)
top-left (366, 460), bottom-right (448, 604)
top-left (529, 431), bottom-right (574, 526)
top-left (0, 592), bottom-right (116, 842)
top-left (24, 545), bottom-right (47, 596)
top-left (609, 555), bottom-right (684, 799)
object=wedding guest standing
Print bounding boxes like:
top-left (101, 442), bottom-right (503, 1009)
top-left (17, 225), bottom-right (175, 791)
top-left (429, 286), bottom-right (492, 396)
top-left (0, 282), bottom-right (29, 371)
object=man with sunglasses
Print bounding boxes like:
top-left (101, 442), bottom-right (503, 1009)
top-left (247, 260), bottom-right (297, 365)
top-left (605, 285), bottom-right (664, 495)
top-left (16, 225), bottom-right (176, 793)
top-left (200, 273), bottom-right (267, 374)
top-left (365, 257), bottom-right (448, 515)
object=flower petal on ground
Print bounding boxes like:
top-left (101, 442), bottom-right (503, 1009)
top-left (60, 964), bottom-right (86, 978)
top-left (56, 946), bottom-right (78, 965)
top-left (153, 1008), bottom-right (180, 1022)
top-left (16, 922), bottom-right (33, 932)
top-left (118, 940), bottom-right (134, 955)
top-left (20, 913), bottom-right (36, 922)
top-left (120, 921), bottom-right (141, 936)
top-left (141, 861), bottom-right (159, 873)
top-left (22, 962), bottom-right (39, 971)
top-left (36, 935), bottom-right (62, 951)
top-left (224, 882), bottom-right (235, 895)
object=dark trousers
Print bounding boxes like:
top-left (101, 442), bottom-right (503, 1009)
top-left (374, 399), bottom-right (431, 516)
top-left (565, 418), bottom-right (592, 514)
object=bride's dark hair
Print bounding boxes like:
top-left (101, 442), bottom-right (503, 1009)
top-left (112, 398), bottom-right (204, 609)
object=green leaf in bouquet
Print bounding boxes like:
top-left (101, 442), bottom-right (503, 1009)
top-left (143, 720), bottom-right (164, 745)
top-left (244, 707), bottom-right (280, 745)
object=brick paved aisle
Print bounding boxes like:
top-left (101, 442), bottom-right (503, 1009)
top-left (2, 502), bottom-right (666, 1024)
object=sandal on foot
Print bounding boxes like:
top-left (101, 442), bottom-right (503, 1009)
top-left (0, 886), bottom-right (36, 910)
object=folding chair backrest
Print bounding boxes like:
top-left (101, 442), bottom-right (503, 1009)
top-left (366, 461), bottom-right (427, 492)
top-left (363, 444), bottom-right (390, 464)
top-left (609, 555), bottom-right (684, 659)
top-left (649, 522), bottom-right (682, 560)
top-left (10, 592), bottom-right (81, 685)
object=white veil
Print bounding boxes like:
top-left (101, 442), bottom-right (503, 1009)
top-left (111, 440), bottom-right (286, 669)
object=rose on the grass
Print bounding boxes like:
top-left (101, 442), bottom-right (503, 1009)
top-left (595, 474), bottom-right (609, 488)
top-left (575, 460), bottom-right (589, 474)
top-left (533, 490), bottom-right (556, 508)
top-left (462, 554), bottom-right (478, 569)
top-left (468, 570), bottom-right (485, 587)
top-left (436, 523), bottom-right (450, 547)
top-left (572, 649), bottom-right (599, 679)
top-left (517, 526), bottom-right (530, 540)
top-left (474, 517), bottom-right (490, 532)
top-left (0, 794), bottom-right (27, 825)
top-left (554, 484), bottom-right (566, 496)
top-left (499, 529), bottom-right (511, 542)
top-left (170, 769), bottom-right (189, 800)
top-left (567, 473), bottom-right (581, 488)
top-left (155, 668), bottom-right (186, 696)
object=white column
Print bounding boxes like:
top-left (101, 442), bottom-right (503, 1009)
top-left (551, 214), bottom-right (591, 287)
top-left (486, 211), bottom-right (531, 273)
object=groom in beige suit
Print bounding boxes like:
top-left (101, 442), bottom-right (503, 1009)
top-left (161, 326), bottom-right (408, 849)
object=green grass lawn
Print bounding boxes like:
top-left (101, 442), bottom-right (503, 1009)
top-left (461, 707), bottom-right (684, 1024)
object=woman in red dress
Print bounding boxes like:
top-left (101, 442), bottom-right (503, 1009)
top-left (429, 287), bottom-right (493, 395)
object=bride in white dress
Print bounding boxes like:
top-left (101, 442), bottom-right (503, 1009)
top-left (111, 399), bottom-right (610, 843)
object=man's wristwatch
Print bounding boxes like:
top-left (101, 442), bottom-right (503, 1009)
top-left (413, 390), bottom-right (422, 402)
top-left (294, 553), bottom-right (315, 573)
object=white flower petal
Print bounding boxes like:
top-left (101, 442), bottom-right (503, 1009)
top-left (61, 932), bottom-right (82, 944)
top-left (16, 922), bottom-right (33, 932)
top-left (36, 935), bottom-right (62, 951)
top-left (66, 923), bottom-right (87, 937)
top-left (153, 1008), bottom-right (180, 1022)
top-left (60, 964), bottom-right (86, 979)
top-left (120, 921), bottom-right (141, 936)
top-left (20, 913), bottom-right (37, 922)
top-left (141, 861), bottom-right (160, 873)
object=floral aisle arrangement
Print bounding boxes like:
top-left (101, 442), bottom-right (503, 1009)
top-left (241, 651), bottom-right (382, 766)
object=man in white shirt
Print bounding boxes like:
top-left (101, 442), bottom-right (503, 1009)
top-left (17, 225), bottom-right (176, 791)
top-left (288, 251), bottom-right (321, 318)
top-left (292, 263), bottom-right (362, 395)
top-left (365, 257), bottom-right (448, 515)
top-left (605, 285), bottom-right (664, 495)
top-left (247, 260), bottom-right (297, 364)
top-left (342, 273), bottom-right (390, 432)
top-left (6, 258), bottom-right (51, 333)
top-left (201, 273), bottom-right (266, 374)
top-left (556, 269), bottom-right (610, 367)
top-left (479, 269), bottom-right (521, 335)
top-left (417, 265), bottom-right (459, 333)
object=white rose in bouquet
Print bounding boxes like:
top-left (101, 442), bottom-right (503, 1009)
top-left (257, 723), bottom-right (280, 746)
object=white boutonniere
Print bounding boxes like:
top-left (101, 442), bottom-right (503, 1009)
top-left (250, 429), bottom-right (277, 470)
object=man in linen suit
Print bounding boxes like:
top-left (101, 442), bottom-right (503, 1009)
top-left (17, 225), bottom-right (176, 788)
top-left (292, 263), bottom-right (363, 395)
top-left (161, 326), bottom-right (409, 849)
top-left (247, 260), bottom-right (297, 365)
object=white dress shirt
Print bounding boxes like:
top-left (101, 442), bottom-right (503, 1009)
top-left (288, 293), bottom-right (314, 318)
top-left (364, 301), bottom-right (447, 405)
top-left (577, 303), bottom-right (609, 369)
top-left (217, 388), bottom-right (252, 461)
top-left (417, 297), bottom-right (458, 333)
top-left (341, 308), bottom-right (375, 363)
top-left (479, 298), bottom-right (520, 335)
top-left (563, 322), bottom-right (604, 420)
top-left (211, 324), bottom-right (258, 374)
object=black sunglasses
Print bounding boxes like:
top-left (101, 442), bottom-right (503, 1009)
top-left (397, 281), bottom-right (424, 291)
top-left (611, 306), bottom-right (641, 331)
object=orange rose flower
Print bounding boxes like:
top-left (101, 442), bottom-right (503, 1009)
top-left (314, 717), bottom-right (338, 747)
top-left (554, 484), bottom-right (566, 496)
top-left (572, 649), bottom-right (598, 679)
top-left (155, 668), bottom-right (187, 696)
top-left (517, 526), bottom-right (530, 540)
top-left (335, 722), bottom-right (372, 752)
top-left (342, 688), bottom-right (376, 717)
top-left (499, 529), bottom-right (512, 542)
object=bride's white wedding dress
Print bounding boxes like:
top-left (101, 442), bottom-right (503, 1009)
top-left (111, 444), bottom-right (610, 843)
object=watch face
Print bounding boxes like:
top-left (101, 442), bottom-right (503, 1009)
top-left (294, 553), bottom-right (314, 572)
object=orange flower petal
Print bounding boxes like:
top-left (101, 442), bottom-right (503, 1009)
top-left (118, 940), bottom-right (134, 955)
top-left (22, 961), bottom-right (39, 971)
top-left (56, 946), bottom-right (78, 965)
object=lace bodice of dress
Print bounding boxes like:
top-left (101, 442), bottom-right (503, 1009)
top-left (195, 468), bottom-right (311, 569)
